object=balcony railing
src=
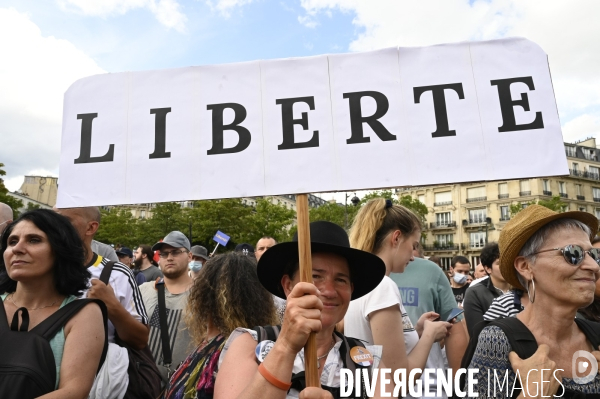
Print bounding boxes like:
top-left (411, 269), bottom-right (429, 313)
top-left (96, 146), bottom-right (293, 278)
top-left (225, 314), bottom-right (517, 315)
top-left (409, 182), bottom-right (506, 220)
top-left (429, 221), bottom-right (457, 229)
top-left (543, 190), bottom-right (552, 196)
top-left (594, 198), bottom-right (600, 203)
top-left (466, 196), bottom-right (487, 203)
top-left (498, 194), bottom-right (509, 199)
top-left (570, 169), bottom-right (600, 181)
top-left (470, 241), bottom-right (486, 249)
top-left (577, 195), bottom-right (585, 200)
top-left (500, 215), bottom-right (510, 221)
top-left (468, 218), bottom-right (488, 224)
top-left (424, 245), bottom-right (459, 251)
top-left (519, 191), bottom-right (531, 196)
top-left (434, 201), bottom-right (452, 206)
top-left (559, 193), bottom-right (568, 198)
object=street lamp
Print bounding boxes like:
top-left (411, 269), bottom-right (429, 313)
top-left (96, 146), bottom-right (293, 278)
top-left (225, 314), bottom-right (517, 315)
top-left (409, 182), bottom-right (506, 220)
top-left (344, 192), bottom-right (360, 230)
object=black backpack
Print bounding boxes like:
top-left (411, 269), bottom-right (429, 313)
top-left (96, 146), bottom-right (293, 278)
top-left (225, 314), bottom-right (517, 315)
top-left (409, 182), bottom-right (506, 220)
top-left (99, 261), bottom-right (162, 399)
top-left (252, 325), bottom-right (371, 399)
top-left (0, 298), bottom-right (108, 399)
top-left (460, 316), bottom-right (600, 399)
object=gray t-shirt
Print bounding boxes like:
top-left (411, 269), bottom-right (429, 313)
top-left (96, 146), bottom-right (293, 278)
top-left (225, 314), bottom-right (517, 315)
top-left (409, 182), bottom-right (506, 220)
top-left (139, 282), bottom-right (192, 383)
top-left (91, 240), bottom-right (118, 262)
top-left (140, 265), bottom-right (163, 282)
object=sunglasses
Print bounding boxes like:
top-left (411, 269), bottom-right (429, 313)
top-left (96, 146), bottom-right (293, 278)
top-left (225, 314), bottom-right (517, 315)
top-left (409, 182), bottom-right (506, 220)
top-left (531, 245), bottom-right (600, 266)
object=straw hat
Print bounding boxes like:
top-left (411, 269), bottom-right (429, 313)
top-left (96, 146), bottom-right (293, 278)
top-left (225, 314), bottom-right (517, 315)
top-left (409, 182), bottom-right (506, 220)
top-left (499, 204), bottom-right (599, 290)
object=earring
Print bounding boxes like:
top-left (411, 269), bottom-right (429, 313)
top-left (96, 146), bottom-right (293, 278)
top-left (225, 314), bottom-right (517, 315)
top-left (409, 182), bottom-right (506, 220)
top-left (526, 278), bottom-right (536, 304)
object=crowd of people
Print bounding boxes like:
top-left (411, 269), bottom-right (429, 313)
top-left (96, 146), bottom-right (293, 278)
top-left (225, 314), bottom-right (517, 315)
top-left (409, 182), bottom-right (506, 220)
top-left (1, 198), bottom-right (600, 399)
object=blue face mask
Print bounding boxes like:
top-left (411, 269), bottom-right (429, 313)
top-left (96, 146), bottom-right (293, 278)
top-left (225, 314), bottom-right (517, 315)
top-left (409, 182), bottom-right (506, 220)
top-left (188, 261), bottom-right (202, 272)
top-left (453, 272), bottom-right (467, 284)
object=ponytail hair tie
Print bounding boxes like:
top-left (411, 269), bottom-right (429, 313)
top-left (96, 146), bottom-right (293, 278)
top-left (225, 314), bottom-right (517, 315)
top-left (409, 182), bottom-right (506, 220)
top-left (385, 199), bottom-right (393, 209)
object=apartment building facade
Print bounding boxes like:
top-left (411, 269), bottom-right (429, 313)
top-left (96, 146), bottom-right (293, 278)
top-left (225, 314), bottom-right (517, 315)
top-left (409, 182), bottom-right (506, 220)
top-left (398, 138), bottom-right (600, 269)
top-left (17, 176), bottom-right (59, 207)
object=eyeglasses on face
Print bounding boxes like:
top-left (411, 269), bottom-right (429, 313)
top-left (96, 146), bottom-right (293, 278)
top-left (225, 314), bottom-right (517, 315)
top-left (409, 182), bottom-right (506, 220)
top-left (530, 244), bottom-right (600, 266)
top-left (158, 249), bottom-right (188, 258)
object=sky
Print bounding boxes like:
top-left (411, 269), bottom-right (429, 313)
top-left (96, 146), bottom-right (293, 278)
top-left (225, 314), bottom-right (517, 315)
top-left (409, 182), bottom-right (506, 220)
top-left (1, 0), bottom-right (599, 203)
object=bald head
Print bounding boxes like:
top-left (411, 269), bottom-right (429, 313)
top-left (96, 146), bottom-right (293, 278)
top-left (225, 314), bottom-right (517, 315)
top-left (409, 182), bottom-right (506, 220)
top-left (0, 202), bottom-right (13, 235)
top-left (54, 206), bottom-right (101, 244)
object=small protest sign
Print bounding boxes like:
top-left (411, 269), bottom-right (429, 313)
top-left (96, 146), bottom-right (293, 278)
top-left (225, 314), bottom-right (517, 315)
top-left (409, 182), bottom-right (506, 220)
top-left (212, 230), bottom-right (230, 246)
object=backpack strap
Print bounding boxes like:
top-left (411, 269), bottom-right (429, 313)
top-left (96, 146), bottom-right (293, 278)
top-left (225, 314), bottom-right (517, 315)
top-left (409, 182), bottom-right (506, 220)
top-left (0, 298), bottom-right (8, 332)
top-left (31, 298), bottom-right (109, 373)
top-left (252, 325), bottom-right (281, 343)
top-left (155, 278), bottom-right (172, 369)
top-left (575, 318), bottom-right (600, 350)
top-left (490, 317), bottom-right (538, 360)
top-left (11, 307), bottom-right (30, 331)
top-left (99, 260), bottom-right (116, 285)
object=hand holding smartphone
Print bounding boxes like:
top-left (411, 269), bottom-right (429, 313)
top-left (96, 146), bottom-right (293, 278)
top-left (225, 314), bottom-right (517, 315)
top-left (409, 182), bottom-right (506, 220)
top-left (445, 307), bottom-right (464, 322)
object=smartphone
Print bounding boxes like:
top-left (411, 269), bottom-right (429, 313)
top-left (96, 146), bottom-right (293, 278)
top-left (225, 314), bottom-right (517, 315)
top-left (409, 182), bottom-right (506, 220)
top-left (445, 307), bottom-right (464, 322)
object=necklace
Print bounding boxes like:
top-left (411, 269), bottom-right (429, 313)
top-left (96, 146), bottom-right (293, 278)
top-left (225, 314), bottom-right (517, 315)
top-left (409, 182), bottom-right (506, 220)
top-left (8, 294), bottom-right (59, 311)
top-left (317, 336), bottom-right (336, 369)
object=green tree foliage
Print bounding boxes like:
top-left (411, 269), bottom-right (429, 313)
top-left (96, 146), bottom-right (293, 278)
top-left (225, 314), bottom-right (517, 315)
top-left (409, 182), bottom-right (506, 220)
top-left (186, 199), bottom-right (253, 253)
top-left (398, 195), bottom-right (428, 221)
top-left (307, 190), bottom-right (429, 233)
top-left (0, 163), bottom-right (23, 218)
top-left (509, 196), bottom-right (566, 217)
top-left (537, 195), bottom-right (567, 212)
top-left (509, 203), bottom-right (525, 217)
top-left (91, 190), bottom-right (431, 249)
top-left (244, 198), bottom-right (296, 244)
top-left (359, 190), bottom-right (428, 221)
top-left (137, 202), bottom-right (188, 245)
top-left (25, 202), bottom-right (42, 211)
top-left (95, 208), bottom-right (140, 248)
top-left (309, 201), bottom-right (350, 228)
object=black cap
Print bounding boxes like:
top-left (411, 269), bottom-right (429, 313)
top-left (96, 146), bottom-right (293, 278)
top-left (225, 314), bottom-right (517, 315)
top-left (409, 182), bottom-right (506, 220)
top-left (116, 247), bottom-right (133, 257)
top-left (235, 243), bottom-right (255, 255)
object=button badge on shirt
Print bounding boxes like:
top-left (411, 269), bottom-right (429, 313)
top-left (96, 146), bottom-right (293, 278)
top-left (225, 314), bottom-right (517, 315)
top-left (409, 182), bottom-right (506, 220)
top-left (350, 346), bottom-right (373, 367)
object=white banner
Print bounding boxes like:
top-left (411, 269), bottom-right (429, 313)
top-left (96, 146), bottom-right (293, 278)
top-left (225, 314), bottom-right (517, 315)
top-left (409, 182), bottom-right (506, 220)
top-left (57, 37), bottom-right (567, 207)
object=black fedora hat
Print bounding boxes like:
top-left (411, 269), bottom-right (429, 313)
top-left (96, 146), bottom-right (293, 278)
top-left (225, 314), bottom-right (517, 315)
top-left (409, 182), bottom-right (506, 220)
top-left (257, 221), bottom-right (386, 300)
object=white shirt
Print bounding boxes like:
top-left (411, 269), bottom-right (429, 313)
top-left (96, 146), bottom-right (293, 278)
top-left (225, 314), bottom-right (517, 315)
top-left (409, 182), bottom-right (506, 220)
top-left (83, 254), bottom-right (148, 342)
top-left (344, 276), bottom-right (419, 351)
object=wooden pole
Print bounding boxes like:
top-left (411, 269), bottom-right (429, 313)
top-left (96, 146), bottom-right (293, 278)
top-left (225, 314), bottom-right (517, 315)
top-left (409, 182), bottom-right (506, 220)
top-left (296, 193), bottom-right (319, 388)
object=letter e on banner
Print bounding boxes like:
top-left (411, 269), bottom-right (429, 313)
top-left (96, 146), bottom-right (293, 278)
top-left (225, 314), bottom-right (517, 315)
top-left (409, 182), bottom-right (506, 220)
top-left (470, 38), bottom-right (565, 181)
top-left (260, 55), bottom-right (337, 194)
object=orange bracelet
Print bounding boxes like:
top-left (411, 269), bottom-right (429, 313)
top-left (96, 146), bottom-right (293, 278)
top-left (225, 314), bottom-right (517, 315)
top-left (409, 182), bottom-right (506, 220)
top-left (258, 363), bottom-right (292, 391)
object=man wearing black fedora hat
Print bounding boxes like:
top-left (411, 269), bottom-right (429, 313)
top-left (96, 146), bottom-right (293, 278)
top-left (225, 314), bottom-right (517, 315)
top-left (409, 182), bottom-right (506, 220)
top-left (216, 221), bottom-right (392, 398)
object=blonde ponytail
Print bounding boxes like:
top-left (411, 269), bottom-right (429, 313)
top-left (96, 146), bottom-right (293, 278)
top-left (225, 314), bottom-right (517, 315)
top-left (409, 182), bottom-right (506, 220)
top-left (350, 198), bottom-right (387, 252)
top-left (350, 198), bottom-right (421, 254)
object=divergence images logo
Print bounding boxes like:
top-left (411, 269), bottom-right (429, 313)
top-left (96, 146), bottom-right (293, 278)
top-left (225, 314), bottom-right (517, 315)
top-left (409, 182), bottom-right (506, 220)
top-left (572, 350), bottom-right (598, 384)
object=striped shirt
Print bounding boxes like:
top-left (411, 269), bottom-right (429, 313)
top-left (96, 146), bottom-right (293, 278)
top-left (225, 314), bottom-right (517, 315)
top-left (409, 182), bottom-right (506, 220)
top-left (84, 254), bottom-right (149, 342)
top-left (482, 290), bottom-right (523, 321)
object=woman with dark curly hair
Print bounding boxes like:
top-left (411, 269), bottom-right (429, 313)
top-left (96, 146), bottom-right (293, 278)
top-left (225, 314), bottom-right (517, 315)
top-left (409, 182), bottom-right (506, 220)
top-left (0, 209), bottom-right (106, 398)
top-left (163, 252), bottom-right (277, 399)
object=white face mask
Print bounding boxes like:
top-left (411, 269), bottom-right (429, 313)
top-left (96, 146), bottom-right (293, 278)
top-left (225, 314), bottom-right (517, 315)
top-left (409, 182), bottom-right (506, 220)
top-left (453, 272), bottom-right (468, 284)
top-left (188, 261), bottom-right (202, 272)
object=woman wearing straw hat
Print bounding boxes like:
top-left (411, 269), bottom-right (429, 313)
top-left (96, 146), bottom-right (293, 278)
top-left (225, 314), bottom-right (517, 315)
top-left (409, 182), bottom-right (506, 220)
top-left (214, 221), bottom-right (390, 399)
top-left (468, 205), bottom-right (600, 397)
